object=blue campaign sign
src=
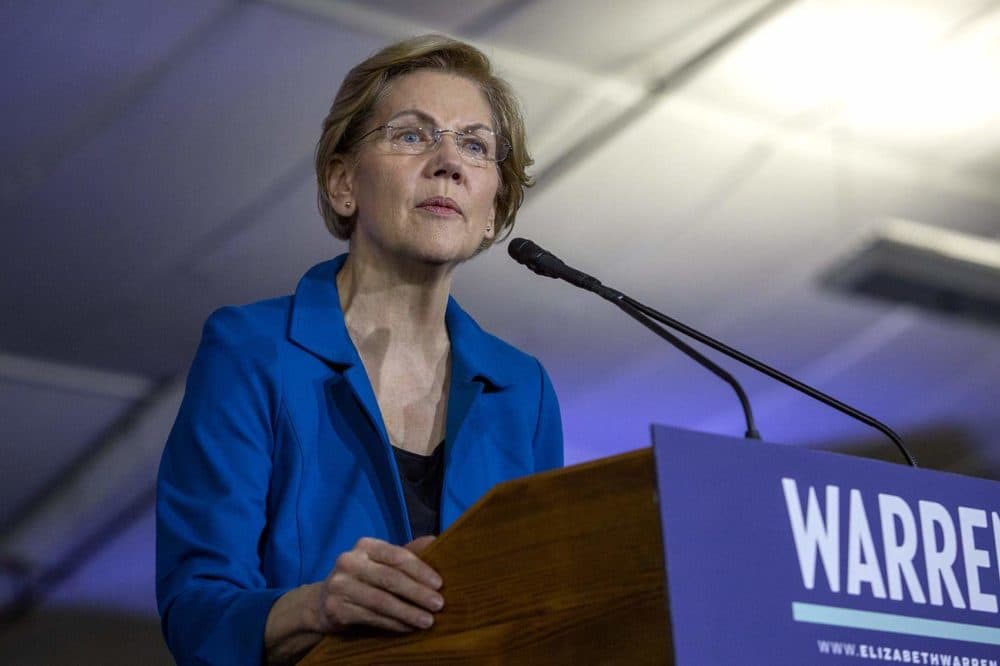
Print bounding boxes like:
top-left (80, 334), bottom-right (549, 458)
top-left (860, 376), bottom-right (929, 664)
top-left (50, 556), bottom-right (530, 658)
top-left (651, 425), bottom-right (1000, 666)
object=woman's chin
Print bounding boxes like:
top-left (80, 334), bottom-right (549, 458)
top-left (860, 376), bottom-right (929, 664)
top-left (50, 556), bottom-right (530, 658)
top-left (403, 235), bottom-right (481, 267)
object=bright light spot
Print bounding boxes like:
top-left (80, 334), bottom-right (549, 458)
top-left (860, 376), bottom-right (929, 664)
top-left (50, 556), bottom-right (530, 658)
top-left (843, 12), bottom-right (1000, 139)
top-left (882, 218), bottom-right (1000, 270)
top-left (720, 1), bottom-right (1000, 141)
top-left (729, 3), bottom-right (937, 111)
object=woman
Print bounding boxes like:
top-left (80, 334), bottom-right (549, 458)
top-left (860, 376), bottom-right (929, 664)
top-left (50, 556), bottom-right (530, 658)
top-left (156, 35), bottom-right (563, 665)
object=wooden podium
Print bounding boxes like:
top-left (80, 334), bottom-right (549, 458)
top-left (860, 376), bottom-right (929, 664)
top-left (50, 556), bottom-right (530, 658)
top-left (299, 449), bottom-right (672, 664)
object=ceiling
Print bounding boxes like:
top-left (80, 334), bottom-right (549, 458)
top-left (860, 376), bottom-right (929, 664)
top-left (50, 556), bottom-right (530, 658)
top-left (1, 0), bottom-right (999, 630)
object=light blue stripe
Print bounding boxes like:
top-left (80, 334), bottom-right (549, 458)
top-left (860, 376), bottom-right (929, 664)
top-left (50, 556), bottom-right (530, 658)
top-left (792, 602), bottom-right (1000, 646)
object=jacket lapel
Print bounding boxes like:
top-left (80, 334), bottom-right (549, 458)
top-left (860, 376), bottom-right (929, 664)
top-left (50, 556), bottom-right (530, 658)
top-left (287, 256), bottom-right (410, 542)
top-left (441, 298), bottom-right (517, 527)
top-left (287, 256), bottom-right (522, 538)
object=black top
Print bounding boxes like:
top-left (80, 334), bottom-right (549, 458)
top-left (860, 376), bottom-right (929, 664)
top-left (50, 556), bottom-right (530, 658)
top-left (392, 443), bottom-right (445, 538)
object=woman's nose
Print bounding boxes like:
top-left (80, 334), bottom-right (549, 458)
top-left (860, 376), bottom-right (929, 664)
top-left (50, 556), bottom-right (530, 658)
top-left (427, 133), bottom-right (465, 181)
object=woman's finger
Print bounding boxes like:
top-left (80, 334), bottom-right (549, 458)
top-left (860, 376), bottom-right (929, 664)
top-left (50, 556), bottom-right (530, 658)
top-left (334, 573), bottom-right (436, 630)
top-left (405, 535), bottom-right (436, 554)
top-left (338, 599), bottom-right (415, 633)
top-left (328, 599), bottom-right (414, 633)
top-left (357, 559), bottom-right (444, 612)
top-left (362, 538), bottom-right (442, 590)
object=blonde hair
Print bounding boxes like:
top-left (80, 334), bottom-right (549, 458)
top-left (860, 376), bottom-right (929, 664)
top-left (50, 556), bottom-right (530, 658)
top-left (315, 35), bottom-right (533, 242)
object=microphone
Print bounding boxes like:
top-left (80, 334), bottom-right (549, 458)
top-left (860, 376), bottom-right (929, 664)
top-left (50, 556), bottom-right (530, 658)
top-left (508, 237), bottom-right (918, 467)
top-left (507, 238), bottom-right (611, 296)
top-left (509, 238), bottom-right (761, 440)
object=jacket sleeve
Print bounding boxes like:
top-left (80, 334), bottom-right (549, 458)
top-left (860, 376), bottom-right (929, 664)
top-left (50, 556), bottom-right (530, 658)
top-left (532, 359), bottom-right (564, 472)
top-left (156, 307), bottom-right (290, 666)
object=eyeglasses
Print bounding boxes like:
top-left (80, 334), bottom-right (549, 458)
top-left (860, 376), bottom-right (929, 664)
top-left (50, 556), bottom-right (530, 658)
top-left (356, 124), bottom-right (511, 164)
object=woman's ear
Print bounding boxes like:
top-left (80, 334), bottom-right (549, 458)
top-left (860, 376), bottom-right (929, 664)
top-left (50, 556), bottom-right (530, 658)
top-left (484, 210), bottom-right (496, 241)
top-left (326, 155), bottom-right (356, 217)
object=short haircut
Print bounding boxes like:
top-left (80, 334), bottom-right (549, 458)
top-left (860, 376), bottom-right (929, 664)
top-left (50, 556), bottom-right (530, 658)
top-left (315, 34), bottom-right (533, 242)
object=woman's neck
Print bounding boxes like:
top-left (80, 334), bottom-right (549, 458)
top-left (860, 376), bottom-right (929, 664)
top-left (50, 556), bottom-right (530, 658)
top-left (336, 246), bottom-right (452, 350)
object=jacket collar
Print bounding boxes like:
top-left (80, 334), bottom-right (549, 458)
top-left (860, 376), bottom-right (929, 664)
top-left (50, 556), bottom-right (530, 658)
top-left (288, 254), bottom-right (515, 389)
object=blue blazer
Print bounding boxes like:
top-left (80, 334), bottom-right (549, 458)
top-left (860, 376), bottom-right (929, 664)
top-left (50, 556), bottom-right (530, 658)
top-left (156, 255), bottom-right (563, 665)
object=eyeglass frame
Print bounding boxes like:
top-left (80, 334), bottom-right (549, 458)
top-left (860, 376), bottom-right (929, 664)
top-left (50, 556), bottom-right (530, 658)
top-left (351, 122), bottom-right (512, 165)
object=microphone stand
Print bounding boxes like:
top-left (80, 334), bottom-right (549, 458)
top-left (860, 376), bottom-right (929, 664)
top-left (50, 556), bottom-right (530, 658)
top-left (612, 294), bottom-right (761, 440)
top-left (595, 285), bottom-right (917, 468)
top-left (508, 238), bottom-right (918, 468)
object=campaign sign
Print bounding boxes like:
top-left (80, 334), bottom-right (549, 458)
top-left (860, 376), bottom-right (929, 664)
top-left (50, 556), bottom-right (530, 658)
top-left (652, 425), bottom-right (1000, 666)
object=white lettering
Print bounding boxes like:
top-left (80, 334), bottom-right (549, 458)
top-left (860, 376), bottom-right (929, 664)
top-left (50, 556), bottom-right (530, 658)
top-left (994, 512), bottom-right (1000, 588)
top-left (848, 489), bottom-right (887, 597)
top-left (958, 507), bottom-right (998, 613)
top-left (782, 478), bottom-right (840, 592)
top-left (920, 500), bottom-right (966, 609)
top-left (880, 493), bottom-right (927, 603)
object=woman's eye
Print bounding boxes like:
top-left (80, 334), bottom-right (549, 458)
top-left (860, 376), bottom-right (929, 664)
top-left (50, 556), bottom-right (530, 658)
top-left (464, 139), bottom-right (487, 155)
top-left (392, 127), bottom-right (426, 144)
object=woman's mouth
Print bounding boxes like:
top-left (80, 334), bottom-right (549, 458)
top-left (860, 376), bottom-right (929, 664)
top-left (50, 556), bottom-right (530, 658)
top-left (417, 196), bottom-right (463, 216)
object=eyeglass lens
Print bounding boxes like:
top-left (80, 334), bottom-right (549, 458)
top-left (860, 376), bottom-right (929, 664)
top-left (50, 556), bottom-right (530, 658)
top-left (383, 125), bottom-right (508, 162)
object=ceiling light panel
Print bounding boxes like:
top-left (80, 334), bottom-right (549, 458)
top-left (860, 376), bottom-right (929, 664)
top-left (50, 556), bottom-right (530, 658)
top-left (686, 0), bottom-right (1000, 158)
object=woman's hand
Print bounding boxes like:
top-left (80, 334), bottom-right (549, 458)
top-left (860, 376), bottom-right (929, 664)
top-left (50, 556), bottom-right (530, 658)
top-left (264, 536), bottom-right (442, 664)
top-left (313, 535), bottom-right (444, 633)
